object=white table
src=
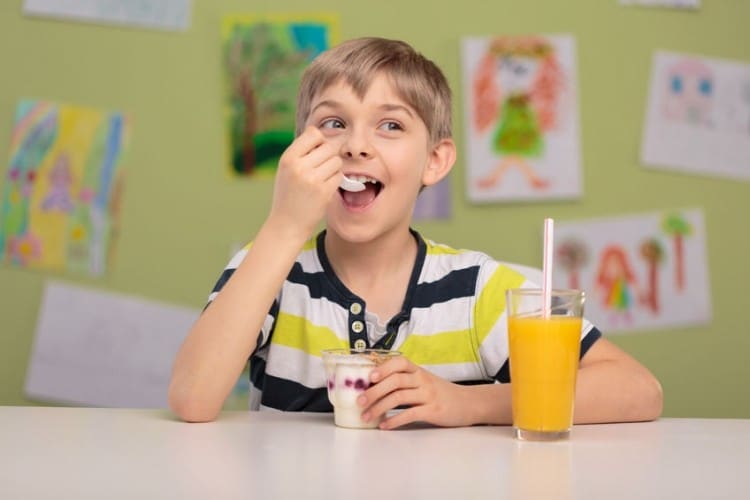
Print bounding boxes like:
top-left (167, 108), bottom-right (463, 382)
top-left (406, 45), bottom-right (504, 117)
top-left (1, 407), bottom-right (748, 499)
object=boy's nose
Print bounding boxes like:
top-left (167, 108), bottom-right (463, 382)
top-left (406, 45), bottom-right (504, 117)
top-left (343, 149), bottom-right (372, 159)
top-left (340, 132), bottom-right (374, 159)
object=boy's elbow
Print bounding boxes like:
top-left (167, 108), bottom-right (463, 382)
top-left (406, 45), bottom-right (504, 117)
top-left (168, 383), bottom-right (220, 423)
top-left (637, 371), bottom-right (664, 422)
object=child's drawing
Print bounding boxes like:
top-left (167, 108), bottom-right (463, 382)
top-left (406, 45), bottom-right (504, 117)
top-left (663, 58), bottom-right (714, 127)
top-left (222, 14), bottom-right (339, 177)
top-left (462, 34), bottom-right (582, 203)
top-left (0, 99), bottom-right (128, 276)
top-left (642, 51), bottom-right (750, 181)
top-left (552, 208), bottom-right (711, 334)
top-left (595, 246), bottom-right (639, 327)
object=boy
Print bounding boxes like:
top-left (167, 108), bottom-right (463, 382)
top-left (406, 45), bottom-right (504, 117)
top-left (168, 37), bottom-right (663, 428)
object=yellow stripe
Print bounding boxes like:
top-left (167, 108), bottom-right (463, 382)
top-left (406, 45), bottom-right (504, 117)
top-left (475, 265), bottom-right (526, 344)
top-left (398, 329), bottom-right (476, 365)
top-left (301, 237), bottom-right (316, 251)
top-left (271, 312), bottom-right (347, 356)
top-left (424, 239), bottom-right (463, 255)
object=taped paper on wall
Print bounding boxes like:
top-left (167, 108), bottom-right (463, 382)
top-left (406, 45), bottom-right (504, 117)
top-left (25, 280), bottom-right (200, 408)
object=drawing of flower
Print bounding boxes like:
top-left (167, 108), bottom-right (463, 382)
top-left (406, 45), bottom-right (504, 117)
top-left (7, 231), bottom-right (42, 266)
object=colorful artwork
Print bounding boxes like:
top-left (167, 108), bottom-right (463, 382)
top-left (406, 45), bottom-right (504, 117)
top-left (461, 34), bottom-right (582, 203)
top-left (642, 51), bottom-right (750, 181)
top-left (222, 13), bottom-right (339, 177)
top-left (552, 209), bottom-right (711, 334)
top-left (0, 100), bottom-right (128, 276)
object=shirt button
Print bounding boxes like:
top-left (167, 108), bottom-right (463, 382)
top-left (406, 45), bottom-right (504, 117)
top-left (352, 320), bottom-right (364, 333)
top-left (350, 302), bottom-right (362, 315)
top-left (354, 339), bottom-right (367, 351)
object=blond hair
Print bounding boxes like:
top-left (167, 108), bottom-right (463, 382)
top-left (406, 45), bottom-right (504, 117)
top-left (296, 37), bottom-right (452, 143)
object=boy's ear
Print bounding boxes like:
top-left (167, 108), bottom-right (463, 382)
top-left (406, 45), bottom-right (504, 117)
top-left (422, 138), bottom-right (456, 187)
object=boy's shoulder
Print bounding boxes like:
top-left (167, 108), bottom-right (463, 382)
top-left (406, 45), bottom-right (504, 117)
top-left (420, 235), bottom-right (539, 284)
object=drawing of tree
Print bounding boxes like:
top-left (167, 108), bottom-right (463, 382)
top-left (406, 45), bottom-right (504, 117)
top-left (223, 22), bottom-right (311, 175)
top-left (555, 239), bottom-right (588, 290)
top-left (662, 213), bottom-right (692, 291)
top-left (639, 238), bottom-right (665, 313)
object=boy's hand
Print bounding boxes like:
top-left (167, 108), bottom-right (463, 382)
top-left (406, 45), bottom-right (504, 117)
top-left (357, 356), bottom-right (474, 429)
top-left (269, 126), bottom-right (343, 237)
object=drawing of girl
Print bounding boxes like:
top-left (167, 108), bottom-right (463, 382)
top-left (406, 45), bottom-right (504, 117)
top-left (472, 36), bottom-right (564, 190)
top-left (595, 246), bottom-right (638, 326)
top-left (663, 58), bottom-right (714, 127)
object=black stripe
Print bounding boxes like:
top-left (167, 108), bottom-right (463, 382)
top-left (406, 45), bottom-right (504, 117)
top-left (495, 360), bottom-right (510, 383)
top-left (260, 373), bottom-right (332, 412)
top-left (580, 327), bottom-right (602, 359)
top-left (412, 266), bottom-right (480, 308)
top-left (287, 262), bottom-right (354, 310)
top-left (456, 379), bottom-right (494, 386)
top-left (211, 268), bottom-right (235, 294)
top-left (249, 355), bottom-right (266, 390)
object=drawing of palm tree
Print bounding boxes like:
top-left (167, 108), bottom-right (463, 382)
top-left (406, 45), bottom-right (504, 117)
top-left (639, 238), bottom-right (665, 313)
top-left (556, 239), bottom-right (588, 290)
top-left (224, 22), bottom-right (309, 175)
top-left (662, 213), bottom-right (692, 291)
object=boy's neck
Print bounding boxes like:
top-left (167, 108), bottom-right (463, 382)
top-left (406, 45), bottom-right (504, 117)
top-left (324, 228), bottom-right (418, 316)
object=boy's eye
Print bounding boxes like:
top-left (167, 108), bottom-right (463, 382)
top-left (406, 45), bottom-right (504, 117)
top-left (320, 118), bottom-right (345, 129)
top-left (378, 121), bottom-right (403, 132)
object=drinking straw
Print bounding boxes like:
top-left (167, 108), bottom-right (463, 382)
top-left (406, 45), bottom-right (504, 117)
top-left (542, 218), bottom-right (554, 318)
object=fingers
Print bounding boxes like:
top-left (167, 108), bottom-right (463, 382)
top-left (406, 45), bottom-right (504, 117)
top-left (359, 359), bottom-right (423, 424)
top-left (286, 126), bottom-right (326, 157)
top-left (362, 386), bottom-right (423, 422)
top-left (281, 126), bottom-right (341, 182)
top-left (378, 406), bottom-right (427, 430)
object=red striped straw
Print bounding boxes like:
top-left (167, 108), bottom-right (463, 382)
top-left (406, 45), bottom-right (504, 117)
top-left (542, 218), bottom-right (554, 319)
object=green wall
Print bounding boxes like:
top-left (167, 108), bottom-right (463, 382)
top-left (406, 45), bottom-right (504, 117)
top-left (1, 0), bottom-right (748, 417)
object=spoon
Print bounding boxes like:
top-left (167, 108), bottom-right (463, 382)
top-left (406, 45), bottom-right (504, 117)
top-left (340, 176), bottom-right (366, 192)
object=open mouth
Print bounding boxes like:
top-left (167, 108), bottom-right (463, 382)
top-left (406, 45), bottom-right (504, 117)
top-left (339, 176), bottom-right (383, 208)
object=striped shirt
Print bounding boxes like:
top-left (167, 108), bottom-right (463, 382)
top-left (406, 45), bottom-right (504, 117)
top-left (208, 229), bottom-right (601, 412)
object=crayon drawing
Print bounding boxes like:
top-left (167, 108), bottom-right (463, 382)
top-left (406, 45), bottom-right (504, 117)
top-left (0, 99), bottom-right (128, 276)
top-left (642, 51), bottom-right (750, 181)
top-left (552, 209), bottom-right (711, 334)
top-left (222, 13), bottom-right (339, 177)
top-left (461, 34), bottom-right (582, 203)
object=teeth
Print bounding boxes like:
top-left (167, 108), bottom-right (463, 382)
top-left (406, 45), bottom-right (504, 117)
top-left (352, 176), bottom-right (377, 183)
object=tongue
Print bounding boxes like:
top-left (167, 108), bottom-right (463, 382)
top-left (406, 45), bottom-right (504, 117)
top-left (342, 183), bottom-right (377, 207)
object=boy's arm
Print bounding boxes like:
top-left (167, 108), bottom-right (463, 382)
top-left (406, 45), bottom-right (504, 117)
top-left (461, 337), bottom-right (663, 426)
top-left (360, 337), bottom-right (663, 429)
top-left (167, 221), bottom-right (309, 422)
top-left (168, 127), bottom-right (343, 422)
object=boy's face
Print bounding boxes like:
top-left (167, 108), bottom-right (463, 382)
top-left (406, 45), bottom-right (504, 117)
top-left (305, 73), bottom-right (452, 243)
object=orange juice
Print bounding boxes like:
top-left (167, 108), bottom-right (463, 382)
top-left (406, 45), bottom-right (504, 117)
top-left (508, 316), bottom-right (582, 433)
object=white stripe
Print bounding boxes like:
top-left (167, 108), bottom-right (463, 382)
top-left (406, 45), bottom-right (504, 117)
top-left (421, 361), bottom-right (488, 382)
top-left (280, 282), bottom-right (349, 342)
top-left (297, 246), bottom-right (323, 273)
top-left (419, 249), bottom-right (490, 283)
top-left (226, 248), bottom-right (248, 269)
top-left (408, 296), bottom-right (473, 334)
top-left (265, 344), bottom-right (326, 389)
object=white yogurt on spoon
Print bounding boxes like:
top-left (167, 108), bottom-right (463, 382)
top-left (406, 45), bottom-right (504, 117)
top-left (340, 176), bottom-right (366, 192)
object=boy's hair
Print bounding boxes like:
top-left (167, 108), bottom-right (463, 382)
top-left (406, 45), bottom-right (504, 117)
top-left (296, 37), bottom-right (452, 144)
